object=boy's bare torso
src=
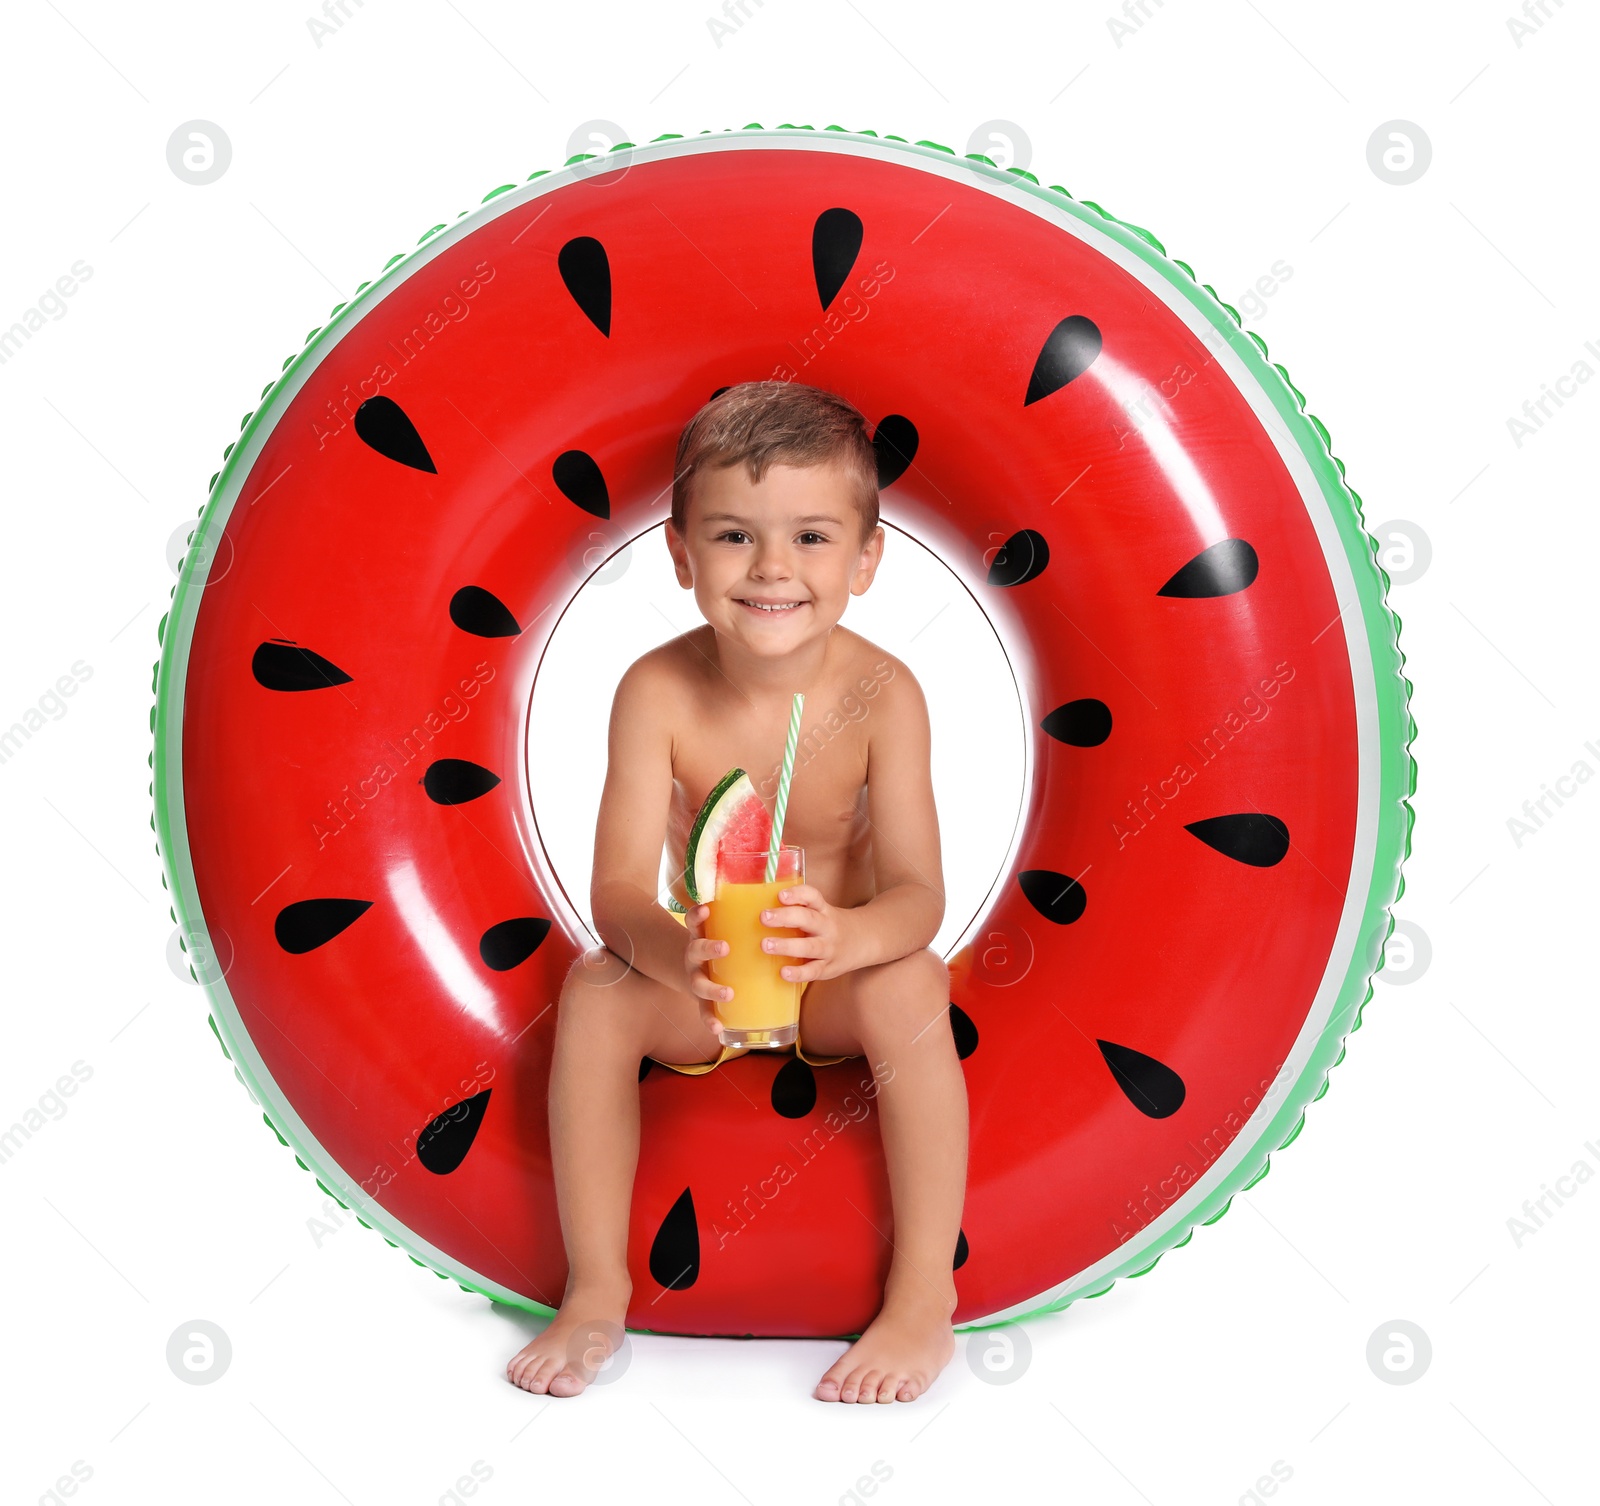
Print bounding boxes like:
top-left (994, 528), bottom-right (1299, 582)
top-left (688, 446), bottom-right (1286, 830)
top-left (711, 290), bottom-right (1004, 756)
top-left (647, 624), bottom-right (900, 914)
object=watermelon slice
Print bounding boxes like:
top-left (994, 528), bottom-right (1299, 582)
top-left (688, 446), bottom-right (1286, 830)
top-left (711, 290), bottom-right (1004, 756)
top-left (684, 767), bottom-right (772, 904)
top-left (152, 126), bottom-right (1413, 1340)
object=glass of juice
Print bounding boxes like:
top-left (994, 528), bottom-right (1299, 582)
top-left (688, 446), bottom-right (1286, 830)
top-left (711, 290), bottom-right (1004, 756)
top-left (705, 846), bottom-right (805, 1049)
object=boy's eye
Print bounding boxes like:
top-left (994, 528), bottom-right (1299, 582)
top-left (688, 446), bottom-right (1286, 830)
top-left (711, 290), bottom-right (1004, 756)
top-left (798, 532), bottom-right (827, 545)
top-left (716, 530), bottom-right (750, 544)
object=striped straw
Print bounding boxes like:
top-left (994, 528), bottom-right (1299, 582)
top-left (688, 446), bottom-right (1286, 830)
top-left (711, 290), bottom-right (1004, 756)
top-left (765, 692), bottom-right (805, 883)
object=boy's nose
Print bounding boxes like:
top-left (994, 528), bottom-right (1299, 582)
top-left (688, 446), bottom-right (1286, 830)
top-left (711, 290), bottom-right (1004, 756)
top-left (751, 547), bottom-right (792, 579)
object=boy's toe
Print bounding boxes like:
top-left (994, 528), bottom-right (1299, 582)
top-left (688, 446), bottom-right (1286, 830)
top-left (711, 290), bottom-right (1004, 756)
top-left (530, 1356), bottom-right (566, 1394)
top-left (547, 1364), bottom-right (587, 1397)
top-left (875, 1374), bottom-right (900, 1402)
top-left (814, 1374), bottom-right (843, 1401)
top-left (852, 1369), bottom-right (882, 1403)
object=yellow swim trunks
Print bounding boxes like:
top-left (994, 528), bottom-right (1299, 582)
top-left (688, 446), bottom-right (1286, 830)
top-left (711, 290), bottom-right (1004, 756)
top-left (651, 903), bottom-right (855, 1075)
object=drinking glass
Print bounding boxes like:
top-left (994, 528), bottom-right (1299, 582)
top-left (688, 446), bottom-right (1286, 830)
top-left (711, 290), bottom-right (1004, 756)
top-left (704, 846), bottom-right (805, 1048)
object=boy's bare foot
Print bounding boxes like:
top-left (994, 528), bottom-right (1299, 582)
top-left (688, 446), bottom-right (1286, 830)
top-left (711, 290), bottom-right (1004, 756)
top-left (814, 1281), bottom-right (957, 1403)
top-left (505, 1280), bottom-right (631, 1397)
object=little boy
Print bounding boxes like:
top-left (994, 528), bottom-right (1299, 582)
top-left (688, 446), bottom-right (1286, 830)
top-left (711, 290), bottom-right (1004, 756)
top-left (506, 381), bottom-right (968, 1403)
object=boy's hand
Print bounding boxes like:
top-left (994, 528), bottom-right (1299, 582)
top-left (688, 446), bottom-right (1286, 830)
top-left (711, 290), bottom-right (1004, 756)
top-left (682, 904), bottom-right (732, 1036)
top-left (760, 885), bottom-right (857, 983)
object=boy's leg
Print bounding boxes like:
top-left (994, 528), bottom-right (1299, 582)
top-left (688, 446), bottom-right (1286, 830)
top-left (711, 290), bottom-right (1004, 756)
top-left (796, 948), bottom-right (968, 1402)
top-left (506, 946), bottom-right (721, 1396)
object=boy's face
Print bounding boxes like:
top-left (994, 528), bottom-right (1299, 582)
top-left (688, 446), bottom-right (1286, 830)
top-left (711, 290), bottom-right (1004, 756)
top-left (666, 459), bottom-right (885, 656)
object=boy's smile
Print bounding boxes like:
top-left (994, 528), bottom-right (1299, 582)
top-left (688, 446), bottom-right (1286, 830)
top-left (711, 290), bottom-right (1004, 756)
top-left (666, 458), bottom-right (885, 666)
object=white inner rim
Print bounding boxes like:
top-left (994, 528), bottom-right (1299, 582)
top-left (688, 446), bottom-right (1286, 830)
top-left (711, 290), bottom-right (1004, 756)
top-left (522, 518), bottom-right (1029, 962)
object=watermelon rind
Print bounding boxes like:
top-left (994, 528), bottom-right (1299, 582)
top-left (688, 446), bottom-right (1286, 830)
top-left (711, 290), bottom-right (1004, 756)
top-left (151, 123), bottom-right (1416, 1337)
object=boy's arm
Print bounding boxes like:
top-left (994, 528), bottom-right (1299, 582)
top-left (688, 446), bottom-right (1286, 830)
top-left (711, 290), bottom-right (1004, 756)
top-left (838, 661), bottom-right (945, 971)
top-left (589, 660), bottom-right (692, 992)
top-left (732, 659), bottom-right (943, 983)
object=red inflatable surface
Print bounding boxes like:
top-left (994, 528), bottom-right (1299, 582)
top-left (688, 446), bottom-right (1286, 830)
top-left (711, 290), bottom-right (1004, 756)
top-left (157, 131), bottom-right (1396, 1338)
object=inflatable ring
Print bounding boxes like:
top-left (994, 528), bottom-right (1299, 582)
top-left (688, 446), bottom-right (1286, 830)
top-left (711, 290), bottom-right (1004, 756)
top-left (153, 125), bottom-right (1414, 1338)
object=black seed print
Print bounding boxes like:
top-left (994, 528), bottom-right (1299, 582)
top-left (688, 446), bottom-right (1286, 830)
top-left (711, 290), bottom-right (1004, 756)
top-left (812, 207), bottom-right (864, 311)
top-left (274, 898), bottom-right (372, 954)
top-left (558, 236), bottom-right (611, 336)
top-left (449, 586), bottom-right (521, 638)
top-left (552, 449), bottom-right (610, 519)
top-left (1157, 538), bottom-right (1259, 598)
top-left (479, 917), bottom-right (552, 971)
top-left (1042, 699), bottom-right (1112, 747)
top-left (1097, 1040), bottom-right (1187, 1119)
top-left (949, 1003), bottom-right (979, 1060)
top-left (954, 1229), bottom-right (969, 1270)
top-left (1018, 869), bottom-right (1087, 926)
top-left (987, 529), bottom-right (1050, 588)
top-left (649, 1187), bottom-right (700, 1289)
top-left (1185, 813), bottom-right (1291, 867)
top-left (872, 414), bottom-right (918, 490)
top-left (1024, 315), bottom-right (1102, 406)
top-left (770, 1056), bottom-right (818, 1118)
top-left (422, 759), bottom-right (501, 805)
top-left (251, 640), bottom-right (352, 692)
top-left (353, 395), bottom-right (436, 473)
top-left (415, 1088), bottom-right (491, 1174)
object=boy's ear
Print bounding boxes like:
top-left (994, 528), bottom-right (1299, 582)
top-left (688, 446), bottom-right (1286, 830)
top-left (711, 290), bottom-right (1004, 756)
top-left (850, 524), bottom-right (886, 596)
top-left (664, 520), bottom-right (694, 588)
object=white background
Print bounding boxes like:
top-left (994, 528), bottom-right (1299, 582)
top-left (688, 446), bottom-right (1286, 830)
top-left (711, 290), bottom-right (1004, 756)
top-left (2, 3), bottom-right (1596, 1504)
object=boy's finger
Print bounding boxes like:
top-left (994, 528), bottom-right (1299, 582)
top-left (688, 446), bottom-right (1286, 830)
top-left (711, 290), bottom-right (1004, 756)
top-left (764, 936), bottom-right (821, 957)
top-left (760, 905), bottom-right (820, 931)
top-left (774, 885), bottom-right (820, 906)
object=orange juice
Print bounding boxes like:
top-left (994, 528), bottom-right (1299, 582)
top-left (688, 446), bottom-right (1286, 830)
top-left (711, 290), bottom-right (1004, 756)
top-left (705, 847), bottom-right (804, 1048)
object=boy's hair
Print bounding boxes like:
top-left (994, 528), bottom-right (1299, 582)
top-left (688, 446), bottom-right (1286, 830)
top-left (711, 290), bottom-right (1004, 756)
top-left (670, 381), bottom-right (880, 544)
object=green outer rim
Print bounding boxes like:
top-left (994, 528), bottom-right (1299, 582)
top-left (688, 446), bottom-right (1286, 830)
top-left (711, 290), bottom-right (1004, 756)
top-left (683, 765), bottom-right (753, 905)
top-left (150, 123), bottom-right (1415, 1336)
